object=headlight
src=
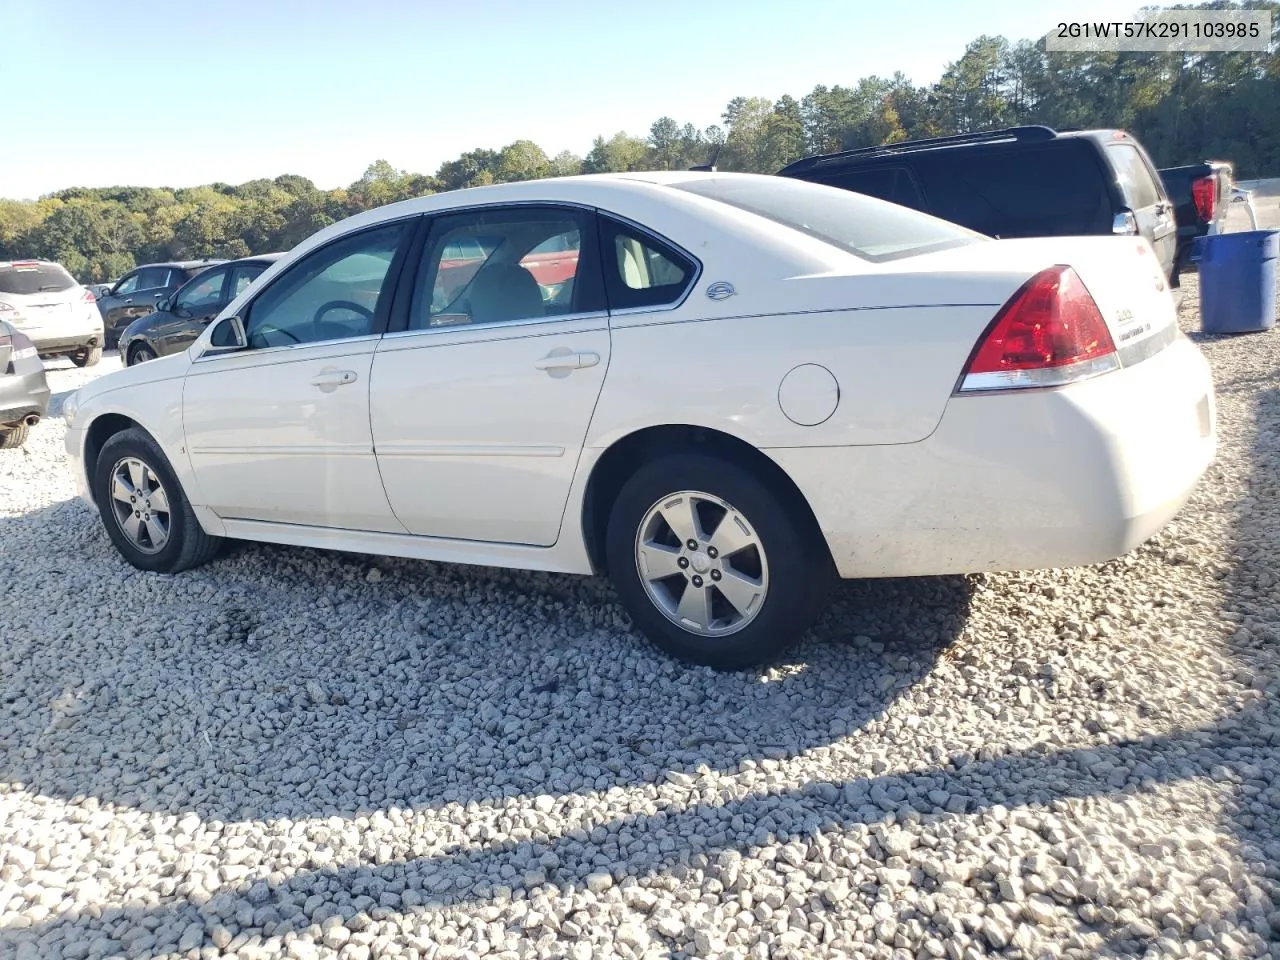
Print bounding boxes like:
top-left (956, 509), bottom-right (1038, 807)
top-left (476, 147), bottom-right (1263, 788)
top-left (62, 390), bottom-right (80, 427)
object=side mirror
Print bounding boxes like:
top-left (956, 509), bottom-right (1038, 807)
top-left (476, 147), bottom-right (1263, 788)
top-left (203, 315), bottom-right (248, 355)
top-left (155, 298), bottom-right (171, 312)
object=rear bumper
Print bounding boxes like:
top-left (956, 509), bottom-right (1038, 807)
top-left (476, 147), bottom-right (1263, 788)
top-left (34, 332), bottom-right (102, 354)
top-left (770, 335), bottom-right (1216, 579)
top-left (0, 370), bottom-right (51, 427)
top-left (24, 313), bottom-right (104, 355)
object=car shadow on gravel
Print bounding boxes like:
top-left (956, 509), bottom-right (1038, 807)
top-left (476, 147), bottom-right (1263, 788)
top-left (2, 710), bottom-right (1277, 959)
top-left (0, 495), bottom-right (972, 822)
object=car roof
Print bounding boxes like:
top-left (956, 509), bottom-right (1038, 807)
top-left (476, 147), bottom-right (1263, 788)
top-left (274, 171), bottom-right (782, 262)
top-left (776, 126), bottom-right (1134, 176)
top-left (123, 259), bottom-right (228, 271)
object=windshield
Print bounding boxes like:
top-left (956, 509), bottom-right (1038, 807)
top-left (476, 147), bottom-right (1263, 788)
top-left (671, 176), bottom-right (987, 262)
top-left (0, 261), bottom-right (78, 295)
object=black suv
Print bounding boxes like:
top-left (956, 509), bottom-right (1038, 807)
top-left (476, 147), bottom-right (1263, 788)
top-left (95, 259), bottom-right (226, 347)
top-left (777, 126), bottom-right (1178, 283)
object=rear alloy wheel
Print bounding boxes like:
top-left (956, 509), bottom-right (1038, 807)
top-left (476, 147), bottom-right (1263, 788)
top-left (128, 343), bottom-right (157, 366)
top-left (0, 424), bottom-right (29, 449)
top-left (71, 345), bottom-right (103, 368)
top-left (93, 427), bottom-right (222, 573)
top-left (605, 452), bottom-right (831, 670)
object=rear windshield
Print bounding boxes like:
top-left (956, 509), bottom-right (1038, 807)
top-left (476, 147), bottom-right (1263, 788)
top-left (670, 176), bottom-right (985, 262)
top-left (1107, 143), bottom-right (1162, 210)
top-left (0, 261), bottom-right (78, 295)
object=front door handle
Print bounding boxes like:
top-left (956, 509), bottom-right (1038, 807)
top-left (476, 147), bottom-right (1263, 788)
top-left (534, 350), bottom-right (600, 371)
top-left (311, 369), bottom-right (358, 389)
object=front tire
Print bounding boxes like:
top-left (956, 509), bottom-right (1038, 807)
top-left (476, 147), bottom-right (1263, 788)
top-left (93, 427), bottom-right (221, 573)
top-left (605, 452), bottom-right (832, 670)
top-left (128, 343), bottom-right (157, 366)
top-left (71, 345), bottom-right (103, 368)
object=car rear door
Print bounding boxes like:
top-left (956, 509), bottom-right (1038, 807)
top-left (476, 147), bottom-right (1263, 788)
top-left (1107, 139), bottom-right (1177, 277)
top-left (368, 204), bottom-right (610, 547)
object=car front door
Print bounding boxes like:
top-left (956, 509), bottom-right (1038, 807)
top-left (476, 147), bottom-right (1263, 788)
top-left (99, 270), bottom-right (142, 340)
top-left (156, 267), bottom-right (228, 355)
top-left (369, 205), bottom-right (610, 547)
top-left (183, 219), bottom-right (417, 532)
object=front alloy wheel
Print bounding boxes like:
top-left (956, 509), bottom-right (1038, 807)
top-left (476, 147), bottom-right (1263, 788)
top-left (605, 452), bottom-right (832, 670)
top-left (107, 456), bottom-right (171, 554)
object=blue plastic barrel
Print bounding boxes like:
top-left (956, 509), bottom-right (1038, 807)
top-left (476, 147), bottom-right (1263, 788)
top-left (1190, 229), bottom-right (1278, 334)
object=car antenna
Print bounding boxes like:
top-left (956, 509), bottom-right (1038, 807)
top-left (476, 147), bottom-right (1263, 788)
top-left (689, 143), bottom-right (723, 173)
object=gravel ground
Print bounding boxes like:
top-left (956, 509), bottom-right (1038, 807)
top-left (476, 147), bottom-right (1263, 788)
top-left (1, 228), bottom-right (1278, 960)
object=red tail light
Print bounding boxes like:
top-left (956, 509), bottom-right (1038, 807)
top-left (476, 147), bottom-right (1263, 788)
top-left (81, 288), bottom-right (96, 303)
top-left (1191, 175), bottom-right (1216, 222)
top-left (956, 265), bottom-right (1120, 393)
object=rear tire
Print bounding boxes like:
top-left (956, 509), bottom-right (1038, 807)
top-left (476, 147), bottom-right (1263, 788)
top-left (605, 452), bottom-right (832, 670)
top-left (0, 424), bottom-right (29, 449)
top-left (71, 345), bottom-right (103, 368)
top-left (93, 427), bottom-right (222, 573)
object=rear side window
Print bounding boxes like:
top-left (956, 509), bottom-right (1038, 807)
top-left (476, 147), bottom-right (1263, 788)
top-left (136, 266), bottom-right (174, 289)
top-left (0, 261), bottom-right (77, 295)
top-left (673, 175), bottom-right (983, 262)
top-left (909, 143), bottom-right (1113, 237)
top-left (1107, 143), bottom-right (1161, 210)
top-left (821, 166), bottom-right (926, 211)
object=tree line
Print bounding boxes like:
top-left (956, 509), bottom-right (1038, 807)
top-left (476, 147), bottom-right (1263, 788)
top-left (2, 0), bottom-right (1277, 283)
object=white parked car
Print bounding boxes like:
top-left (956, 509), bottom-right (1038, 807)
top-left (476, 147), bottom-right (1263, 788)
top-left (62, 172), bottom-right (1217, 668)
top-left (0, 259), bottom-right (105, 367)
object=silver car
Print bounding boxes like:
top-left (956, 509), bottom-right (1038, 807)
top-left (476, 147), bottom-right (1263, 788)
top-left (0, 259), bottom-right (105, 367)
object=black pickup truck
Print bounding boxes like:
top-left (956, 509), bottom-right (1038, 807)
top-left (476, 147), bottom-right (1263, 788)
top-left (1158, 161), bottom-right (1233, 276)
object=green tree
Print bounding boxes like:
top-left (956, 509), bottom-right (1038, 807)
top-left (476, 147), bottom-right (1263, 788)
top-left (495, 140), bottom-right (551, 181)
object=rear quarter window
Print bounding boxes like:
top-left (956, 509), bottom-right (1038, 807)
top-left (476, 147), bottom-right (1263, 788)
top-left (909, 142), bottom-right (1113, 237)
top-left (0, 262), bottom-right (78, 295)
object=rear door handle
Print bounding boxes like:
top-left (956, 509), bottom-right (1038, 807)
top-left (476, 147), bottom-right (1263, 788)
top-left (311, 369), bottom-right (358, 387)
top-left (534, 351), bottom-right (600, 371)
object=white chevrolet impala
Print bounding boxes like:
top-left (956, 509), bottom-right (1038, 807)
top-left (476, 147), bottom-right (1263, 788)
top-left (62, 172), bottom-right (1216, 668)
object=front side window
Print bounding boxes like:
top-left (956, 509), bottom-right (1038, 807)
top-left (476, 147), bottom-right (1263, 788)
top-left (1108, 143), bottom-right (1161, 210)
top-left (113, 273), bottom-right (140, 296)
top-left (408, 207), bottom-right (596, 330)
top-left (174, 269), bottom-right (226, 314)
top-left (672, 175), bottom-right (984, 262)
top-left (242, 222), bottom-right (407, 348)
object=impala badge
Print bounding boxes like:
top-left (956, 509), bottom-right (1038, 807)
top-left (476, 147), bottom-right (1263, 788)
top-left (706, 281), bottom-right (736, 301)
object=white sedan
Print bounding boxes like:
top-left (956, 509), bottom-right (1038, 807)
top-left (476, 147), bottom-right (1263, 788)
top-left (62, 172), bottom-right (1216, 669)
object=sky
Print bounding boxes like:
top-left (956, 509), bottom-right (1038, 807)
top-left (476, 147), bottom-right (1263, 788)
top-left (3, 0), bottom-right (1132, 200)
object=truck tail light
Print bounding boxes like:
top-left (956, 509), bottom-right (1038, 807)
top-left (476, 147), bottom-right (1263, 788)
top-left (955, 265), bottom-right (1120, 393)
top-left (1191, 175), bottom-right (1216, 222)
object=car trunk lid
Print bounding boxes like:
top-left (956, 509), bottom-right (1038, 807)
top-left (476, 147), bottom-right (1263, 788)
top-left (881, 234), bottom-right (1178, 363)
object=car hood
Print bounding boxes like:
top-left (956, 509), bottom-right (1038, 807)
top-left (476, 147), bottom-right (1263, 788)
top-left (72, 349), bottom-right (190, 407)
